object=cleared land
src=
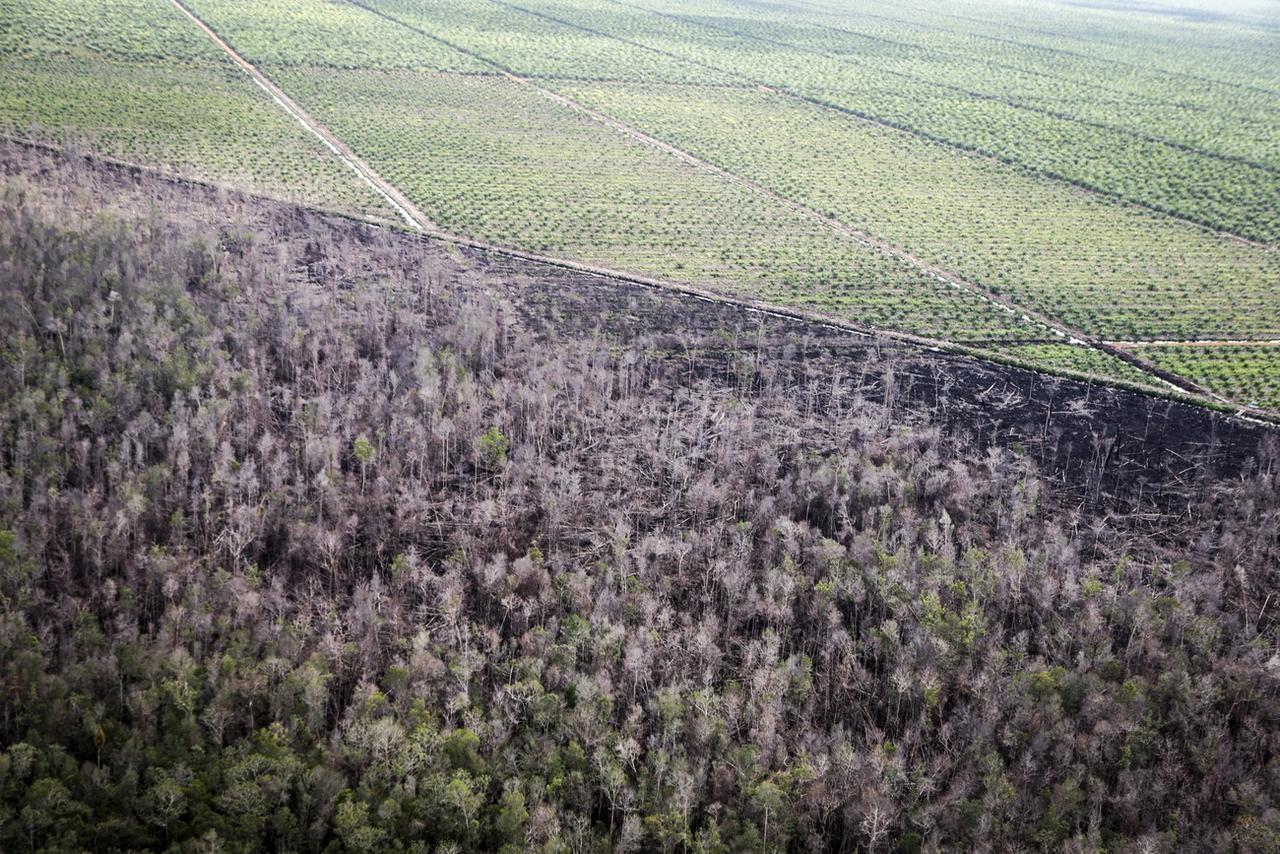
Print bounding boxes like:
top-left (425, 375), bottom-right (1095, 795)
top-left (267, 67), bottom-right (1035, 340)
top-left (553, 81), bottom-right (1280, 342)
top-left (3, 0), bottom-right (1279, 410)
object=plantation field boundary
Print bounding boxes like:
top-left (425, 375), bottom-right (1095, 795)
top-left (336, 0), bottom-right (1233, 402)
top-left (589, 0), bottom-right (1278, 251)
top-left (168, 0), bottom-right (428, 231)
top-left (9, 133), bottom-right (1277, 429)
top-left (164, 0), bottom-right (1272, 416)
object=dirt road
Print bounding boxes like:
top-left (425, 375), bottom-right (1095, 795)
top-left (169, 0), bottom-right (431, 231)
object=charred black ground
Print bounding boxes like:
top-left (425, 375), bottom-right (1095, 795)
top-left (1, 143), bottom-right (1277, 852)
top-left (6, 142), bottom-right (1267, 512)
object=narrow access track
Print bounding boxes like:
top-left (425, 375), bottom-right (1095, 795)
top-left (1107, 339), bottom-right (1280, 348)
top-left (169, 0), bottom-right (429, 232)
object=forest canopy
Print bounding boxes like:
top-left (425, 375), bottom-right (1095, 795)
top-left (0, 155), bottom-right (1278, 853)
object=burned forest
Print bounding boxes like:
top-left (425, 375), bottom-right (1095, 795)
top-left (0, 147), bottom-right (1278, 853)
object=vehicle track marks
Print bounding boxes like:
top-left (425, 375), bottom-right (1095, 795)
top-left (169, 0), bottom-right (430, 231)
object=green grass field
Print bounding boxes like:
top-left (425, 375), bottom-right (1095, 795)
top-left (3, 0), bottom-right (1278, 409)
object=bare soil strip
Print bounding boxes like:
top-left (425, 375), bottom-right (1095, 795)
top-left (169, 0), bottom-right (429, 231)
top-left (1108, 339), bottom-right (1280, 348)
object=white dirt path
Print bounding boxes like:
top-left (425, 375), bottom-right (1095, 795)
top-left (1109, 339), bottom-right (1280, 348)
top-left (169, 0), bottom-right (428, 231)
